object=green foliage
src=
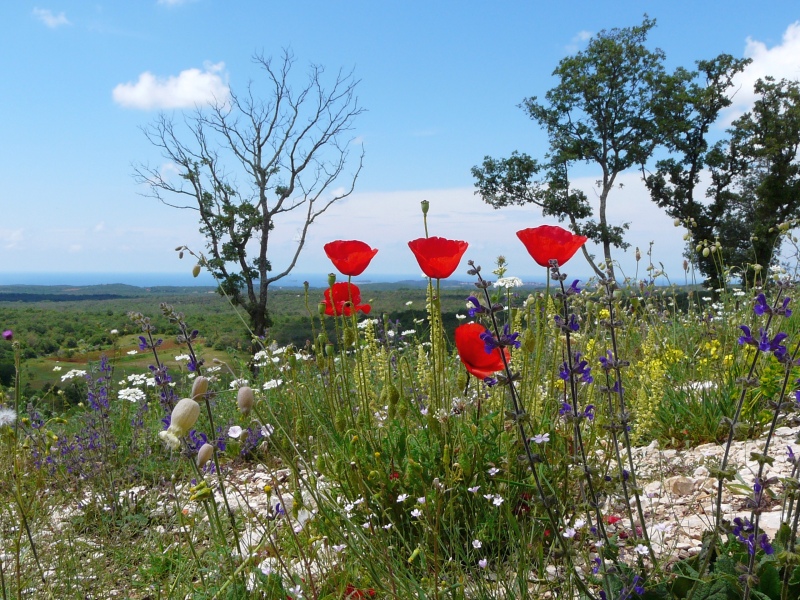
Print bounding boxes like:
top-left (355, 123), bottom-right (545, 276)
top-left (474, 17), bottom-right (670, 279)
top-left (3, 272), bottom-right (800, 598)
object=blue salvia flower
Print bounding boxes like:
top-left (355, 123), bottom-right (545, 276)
top-left (738, 325), bottom-right (757, 347)
top-left (566, 279), bottom-right (581, 295)
top-left (554, 313), bottom-right (580, 333)
top-left (479, 323), bottom-right (520, 353)
top-left (754, 293), bottom-right (769, 316)
top-left (559, 352), bottom-right (593, 383)
top-left (466, 296), bottom-right (488, 318)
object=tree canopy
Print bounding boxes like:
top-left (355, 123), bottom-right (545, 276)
top-left (473, 17), bottom-right (667, 280)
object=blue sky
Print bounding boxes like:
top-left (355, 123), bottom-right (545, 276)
top-left (2, 1), bottom-right (800, 285)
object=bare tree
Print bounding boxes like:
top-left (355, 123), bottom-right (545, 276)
top-left (135, 50), bottom-right (364, 337)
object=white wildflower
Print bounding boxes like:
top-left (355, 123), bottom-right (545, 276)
top-left (0, 408), bottom-right (16, 428)
top-left (61, 369), bottom-right (87, 382)
top-left (494, 276), bottom-right (523, 289)
top-left (118, 388), bottom-right (146, 403)
top-left (228, 425), bottom-right (243, 439)
top-left (263, 378), bottom-right (283, 390)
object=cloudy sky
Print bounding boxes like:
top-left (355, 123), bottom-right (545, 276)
top-left (2, 1), bottom-right (800, 285)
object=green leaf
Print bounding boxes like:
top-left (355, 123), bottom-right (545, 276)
top-left (757, 561), bottom-right (781, 599)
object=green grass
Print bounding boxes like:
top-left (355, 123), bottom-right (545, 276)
top-left (1, 277), bottom-right (799, 598)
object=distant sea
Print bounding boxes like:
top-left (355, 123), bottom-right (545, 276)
top-left (0, 271), bottom-right (548, 288)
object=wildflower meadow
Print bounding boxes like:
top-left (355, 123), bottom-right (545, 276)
top-left (4, 204), bottom-right (800, 599)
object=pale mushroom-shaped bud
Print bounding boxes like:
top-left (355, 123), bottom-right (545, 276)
top-left (191, 376), bottom-right (209, 400)
top-left (237, 386), bottom-right (255, 415)
top-left (196, 443), bottom-right (214, 468)
top-left (158, 398), bottom-right (201, 450)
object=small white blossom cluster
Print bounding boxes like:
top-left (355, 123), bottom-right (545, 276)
top-left (229, 378), bottom-right (249, 389)
top-left (119, 388), bottom-right (146, 403)
top-left (494, 276), bottom-right (523, 289)
top-left (357, 318), bottom-right (379, 330)
top-left (61, 369), bottom-right (87, 382)
top-left (483, 493), bottom-right (504, 507)
top-left (263, 378), bottom-right (283, 390)
top-left (127, 373), bottom-right (155, 387)
top-left (253, 350), bottom-right (281, 367)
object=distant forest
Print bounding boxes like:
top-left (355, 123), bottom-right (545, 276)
top-left (0, 282), bottom-right (536, 389)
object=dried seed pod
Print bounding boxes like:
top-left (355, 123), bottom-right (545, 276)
top-left (237, 386), bottom-right (255, 415)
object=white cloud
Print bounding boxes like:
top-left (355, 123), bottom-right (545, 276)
top-left (32, 7), bottom-right (70, 28)
top-left (724, 21), bottom-right (800, 122)
top-left (282, 173), bottom-right (686, 282)
top-left (112, 62), bottom-right (229, 110)
top-left (0, 229), bottom-right (23, 249)
top-left (565, 30), bottom-right (593, 53)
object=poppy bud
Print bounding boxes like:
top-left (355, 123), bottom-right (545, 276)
top-left (192, 264), bottom-right (201, 278)
top-left (191, 376), bottom-right (209, 400)
top-left (318, 301), bottom-right (327, 317)
top-left (635, 247), bottom-right (641, 262)
top-left (421, 200), bottom-right (430, 215)
top-left (196, 443), bottom-right (214, 468)
top-left (674, 218), bottom-right (681, 227)
top-left (702, 248), bottom-right (710, 257)
top-left (328, 273), bottom-right (336, 287)
top-left (237, 386), bottom-right (255, 415)
top-left (683, 260), bottom-right (689, 271)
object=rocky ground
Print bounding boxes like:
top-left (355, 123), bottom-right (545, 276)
top-left (623, 425), bottom-right (799, 559)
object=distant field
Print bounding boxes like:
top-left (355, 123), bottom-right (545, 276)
top-left (0, 281), bottom-right (543, 392)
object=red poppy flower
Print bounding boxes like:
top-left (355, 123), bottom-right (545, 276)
top-left (344, 584), bottom-right (376, 598)
top-left (324, 240), bottom-right (378, 277)
top-left (408, 237), bottom-right (468, 279)
top-left (516, 225), bottom-right (588, 268)
top-left (454, 323), bottom-right (509, 380)
top-left (323, 282), bottom-right (371, 317)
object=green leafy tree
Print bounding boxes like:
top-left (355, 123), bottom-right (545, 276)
top-left (135, 51), bottom-right (364, 337)
top-left (706, 77), bottom-right (800, 282)
top-left (641, 54), bottom-right (751, 286)
top-left (473, 17), bottom-right (667, 280)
